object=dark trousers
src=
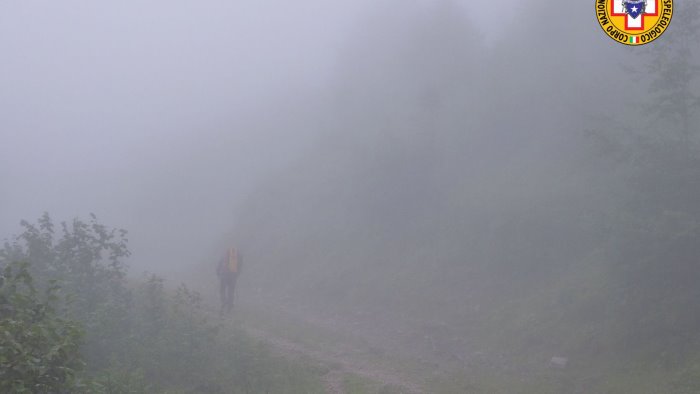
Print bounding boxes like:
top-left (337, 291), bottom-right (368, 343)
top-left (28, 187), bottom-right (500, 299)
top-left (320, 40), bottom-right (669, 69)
top-left (219, 273), bottom-right (238, 313)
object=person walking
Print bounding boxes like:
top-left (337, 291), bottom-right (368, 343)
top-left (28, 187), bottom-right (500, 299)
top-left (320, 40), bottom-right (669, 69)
top-left (217, 247), bottom-right (241, 314)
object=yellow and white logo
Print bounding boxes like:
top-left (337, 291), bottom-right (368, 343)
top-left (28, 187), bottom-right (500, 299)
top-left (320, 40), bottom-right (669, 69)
top-left (596, 0), bottom-right (673, 45)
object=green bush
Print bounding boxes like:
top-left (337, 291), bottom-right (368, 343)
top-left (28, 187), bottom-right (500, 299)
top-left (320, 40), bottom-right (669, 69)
top-left (0, 262), bottom-right (86, 393)
top-left (1, 214), bottom-right (325, 393)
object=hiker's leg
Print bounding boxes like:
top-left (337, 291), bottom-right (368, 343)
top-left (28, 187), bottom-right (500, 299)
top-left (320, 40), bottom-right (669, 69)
top-left (223, 278), bottom-right (233, 312)
top-left (219, 277), bottom-right (227, 311)
top-left (227, 275), bottom-right (238, 312)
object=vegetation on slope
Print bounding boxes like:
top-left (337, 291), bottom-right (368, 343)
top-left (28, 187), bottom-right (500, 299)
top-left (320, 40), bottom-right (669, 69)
top-left (0, 214), bottom-right (326, 393)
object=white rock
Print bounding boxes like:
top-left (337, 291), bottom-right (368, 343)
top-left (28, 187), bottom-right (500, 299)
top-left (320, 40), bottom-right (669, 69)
top-left (550, 356), bottom-right (568, 368)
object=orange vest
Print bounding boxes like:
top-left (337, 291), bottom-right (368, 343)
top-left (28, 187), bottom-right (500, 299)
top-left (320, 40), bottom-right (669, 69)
top-left (227, 248), bottom-right (239, 273)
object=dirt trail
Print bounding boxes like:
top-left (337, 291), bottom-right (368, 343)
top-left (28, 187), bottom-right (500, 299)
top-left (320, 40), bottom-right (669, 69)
top-left (322, 370), bottom-right (346, 394)
top-left (245, 326), bottom-right (425, 394)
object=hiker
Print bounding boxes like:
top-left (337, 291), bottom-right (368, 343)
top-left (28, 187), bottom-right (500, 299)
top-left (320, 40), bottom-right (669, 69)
top-left (217, 247), bottom-right (241, 313)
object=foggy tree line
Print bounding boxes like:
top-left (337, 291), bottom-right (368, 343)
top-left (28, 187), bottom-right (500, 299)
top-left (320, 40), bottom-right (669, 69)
top-left (230, 0), bottom-right (700, 372)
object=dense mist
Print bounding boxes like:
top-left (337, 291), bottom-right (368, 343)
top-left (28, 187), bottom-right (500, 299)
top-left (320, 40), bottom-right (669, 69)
top-left (0, 0), bottom-right (373, 271)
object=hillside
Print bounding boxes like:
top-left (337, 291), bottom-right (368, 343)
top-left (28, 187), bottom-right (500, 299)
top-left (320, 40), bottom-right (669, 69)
top-left (226, 1), bottom-right (700, 392)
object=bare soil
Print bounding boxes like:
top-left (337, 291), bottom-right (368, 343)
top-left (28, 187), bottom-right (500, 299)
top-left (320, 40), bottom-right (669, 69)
top-left (244, 325), bottom-right (425, 394)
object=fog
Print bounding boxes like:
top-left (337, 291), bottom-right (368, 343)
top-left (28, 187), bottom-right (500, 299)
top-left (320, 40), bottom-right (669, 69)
top-left (0, 0), bottom-right (531, 274)
top-left (2, 0), bottom-right (699, 392)
top-left (1, 0), bottom-right (370, 269)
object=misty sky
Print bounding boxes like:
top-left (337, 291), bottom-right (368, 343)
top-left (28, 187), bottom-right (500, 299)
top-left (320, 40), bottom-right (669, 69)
top-left (0, 0), bottom-right (519, 272)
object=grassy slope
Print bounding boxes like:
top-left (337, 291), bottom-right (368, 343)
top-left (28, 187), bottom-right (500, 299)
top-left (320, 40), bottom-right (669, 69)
top-left (225, 249), bottom-right (700, 394)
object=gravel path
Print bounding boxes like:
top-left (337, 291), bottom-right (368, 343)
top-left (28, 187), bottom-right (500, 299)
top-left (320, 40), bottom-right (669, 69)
top-left (245, 326), bottom-right (425, 394)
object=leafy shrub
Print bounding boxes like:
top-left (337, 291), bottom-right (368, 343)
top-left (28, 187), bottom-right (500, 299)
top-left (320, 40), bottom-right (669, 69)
top-left (0, 262), bottom-right (86, 393)
top-left (1, 214), bottom-right (325, 393)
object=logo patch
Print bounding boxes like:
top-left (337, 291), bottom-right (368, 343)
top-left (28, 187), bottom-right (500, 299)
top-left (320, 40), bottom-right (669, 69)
top-left (596, 0), bottom-right (673, 45)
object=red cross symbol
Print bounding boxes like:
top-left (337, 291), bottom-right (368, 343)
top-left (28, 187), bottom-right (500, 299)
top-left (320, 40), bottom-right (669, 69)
top-left (611, 0), bottom-right (659, 30)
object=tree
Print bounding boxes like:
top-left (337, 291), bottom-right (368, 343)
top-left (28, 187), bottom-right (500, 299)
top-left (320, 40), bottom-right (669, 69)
top-left (1, 213), bottom-right (132, 370)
